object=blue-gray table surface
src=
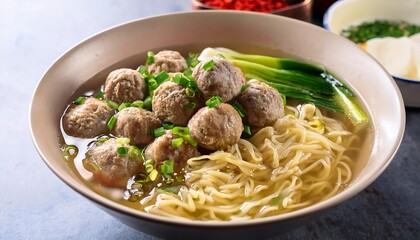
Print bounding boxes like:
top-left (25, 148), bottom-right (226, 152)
top-left (1, 0), bottom-right (419, 239)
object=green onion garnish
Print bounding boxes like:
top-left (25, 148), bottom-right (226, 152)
top-left (183, 135), bottom-right (197, 147)
top-left (172, 126), bottom-right (189, 137)
top-left (117, 146), bottom-right (127, 155)
top-left (163, 123), bottom-right (174, 129)
top-left (203, 59), bottom-right (215, 71)
top-left (63, 145), bottom-right (78, 157)
top-left (118, 102), bottom-right (131, 111)
top-left (106, 100), bottom-right (119, 109)
top-left (231, 101), bottom-right (246, 118)
top-left (107, 115), bottom-right (117, 130)
top-left (95, 91), bottom-right (105, 99)
top-left (137, 65), bottom-right (149, 76)
top-left (183, 68), bottom-right (193, 78)
top-left (187, 52), bottom-right (200, 67)
top-left (146, 51), bottom-right (155, 65)
top-left (143, 96), bottom-right (152, 110)
top-left (240, 84), bottom-right (250, 93)
top-left (130, 100), bottom-right (144, 108)
top-left (185, 102), bottom-right (196, 110)
top-left (145, 164), bottom-right (154, 173)
top-left (185, 88), bottom-right (196, 98)
top-left (128, 146), bottom-right (141, 159)
top-left (171, 137), bottom-right (184, 148)
top-left (144, 159), bottom-right (155, 166)
top-left (148, 169), bottom-right (158, 181)
top-left (116, 137), bottom-right (130, 145)
top-left (153, 127), bottom-right (166, 138)
top-left (73, 96), bottom-right (86, 105)
top-left (96, 136), bottom-right (110, 142)
top-left (206, 95), bottom-right (222, 108)
top-left (161, 160), bottom-right (174, 175)
top-left (155, 70), bottom-right (169, 84)
top-left (242, 125), bottom-right (252, 138)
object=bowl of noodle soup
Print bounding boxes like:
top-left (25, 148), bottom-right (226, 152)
top-left (30, 11), bottom-right (405, 239)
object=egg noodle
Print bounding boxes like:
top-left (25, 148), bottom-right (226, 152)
top-left (138, 104), bottom-right (358, 221)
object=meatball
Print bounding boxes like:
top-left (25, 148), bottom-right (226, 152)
top-left (112, 107), bottom-right (161, 146)
top-left (193, 57), bottom-right (246, 102)
top-left (147, 50), bottom-right (188, 74)
top-left (152, 81), bottom-right (201, 126)
top-left (145, 131), bottom-right (200, 167)
top-left (84, 138), bottom-right (143, 188)
top-left (104, 68), bottom-right (146, 104)
top-left (236, 79), bottom-right (284, 127)
top-left (62, 97), bottom-right (114, 138)
top-left (188, 103), bottom-right (243, 151)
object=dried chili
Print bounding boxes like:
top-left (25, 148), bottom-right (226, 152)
top-left (197, 0), bottom-right (291, 12)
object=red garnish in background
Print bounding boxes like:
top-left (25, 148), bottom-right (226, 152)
top-left (198, 0), bottom-right (290, 12)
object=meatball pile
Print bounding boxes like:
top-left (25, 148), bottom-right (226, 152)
top-left (62, 50), bottom-right (284, 189)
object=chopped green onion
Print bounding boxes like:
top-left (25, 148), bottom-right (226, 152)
top-left (203, 59), bottom-right (215, 71)
top-left (242, 125), bottom-right (252, 138)
top-left (144, 159), bottom-right (155, 166)
top-left (171, 137), bottom-right (184, 148)
top-left (240, 84), bottom-right (250, 93)
top-left (96, 136), bottom-right (110, 142)
top-left (107, 115), bottom-right (117, 130)
top-left (63, 145), bottom-right (78, 158)
top-left (118, 102), bottom-right (131, 111)
top-left (185, 102), bottom-right (196, 109)
top-left (231, 101), bottom-right (246, 118)
top-left (172, 126), bottom-right (189, 137)
top-left (137, 65), bottom-right (149, 76)
top-left (183, 135), bottom-right (197, 147)
top-left (187, 52), bottom-right (200, 67)
top-left (183, 68), bottom-right (193, 78)
top-left (130, 100), bottom-right (144, 108)
top-left (145, 164), bottom-right (154, 173)
top-left (153, 127), bottom-right (166, 138)
top-left (161, 160), bottom-right (174, 175)
top-left (155, 70), bottom-right (169, 84)
top-left (73, 96), bottom-right (86, 105)
top-left (148, 169), bottom-right (158, 181)
top-left (117, 146), bottom-right (127, 155)
top-left (128, 146), bottom-right (141, 159)
top-left (185, 88), bottom-right (195, 98)
top-left (146, 51), bottom-right (155, 65)
top-left (143, 96), bottom-right (152, 110)
top-left (106, 100), bottom-right (119, 109)
top-left (163, 123), bottom-right (174, 129)
top-left (95, 91), bottom-right (105, 99)
top-left (206, 95), bottom-right (222, 108)
top-left (116, 137), bottom-right (130, 145)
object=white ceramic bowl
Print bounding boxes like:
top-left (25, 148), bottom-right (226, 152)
top-left (30, 11), bottom-right (405, 239)
top-left (323, 0), bottom-right (420, 107)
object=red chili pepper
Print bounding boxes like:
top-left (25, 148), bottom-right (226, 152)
top-left (198, 0), bottom-right (289, 12)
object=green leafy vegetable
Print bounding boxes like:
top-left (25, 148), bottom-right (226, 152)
top-left (73, 96), bottom-right (86, 105)
top-left (198, 47), bottom-right (368, 126)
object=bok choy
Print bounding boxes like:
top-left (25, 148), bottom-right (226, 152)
top-left (198, 47), bottom-right (368, 126)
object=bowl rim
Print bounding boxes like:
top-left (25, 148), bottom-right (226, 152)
top-left (30, 10), bottom-right (405, 228)
top-left (323, 0), bottom-right (420, 84)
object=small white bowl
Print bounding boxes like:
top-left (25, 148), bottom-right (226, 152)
top-left (323, 0), bottom-right (420, 107)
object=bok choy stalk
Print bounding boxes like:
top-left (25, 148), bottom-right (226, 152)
top-left (198, 47), bottom-right (368, 126)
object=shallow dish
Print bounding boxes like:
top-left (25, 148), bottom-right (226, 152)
top-left (30, 11), bottom-right (405, 239)
top-left (323, 0), bottom-right (420, 107)
top-left (191, 0), bottom-right (313, 22)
